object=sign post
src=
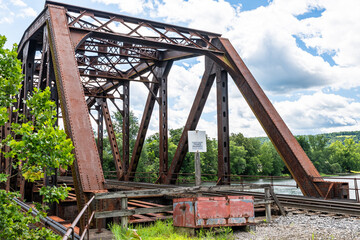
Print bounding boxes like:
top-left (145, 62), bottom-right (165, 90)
top-left (188, 130), bottom-right (207, 186)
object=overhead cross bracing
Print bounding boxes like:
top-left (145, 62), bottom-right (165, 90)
top-left (3, 1), bottom-right (350, 218)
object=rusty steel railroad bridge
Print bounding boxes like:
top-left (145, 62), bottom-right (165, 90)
top-left (0, 0), bottom-right (350, 229)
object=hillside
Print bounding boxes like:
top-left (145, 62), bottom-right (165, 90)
top-left (254, 131), bottom-right (360, 145)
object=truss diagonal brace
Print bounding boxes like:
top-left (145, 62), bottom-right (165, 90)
top-left (126, 61), bottom-right (173, 181)
top-left (165, 58), bottom-right (215, 184)
top-left (101, 100), bottom-right (123, 179)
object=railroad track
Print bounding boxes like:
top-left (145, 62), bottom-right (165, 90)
top-left (61, 178), bottom-right (360, 217)
top-left (214, 190), bottom-right (360, 216)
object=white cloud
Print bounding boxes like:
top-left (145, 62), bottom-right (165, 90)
top-left (0, 0), bottom-right (37, 24)
top-left (274, 92), bottom-right (360, 135)
top-left (10, 0), bottom-right (27, 7)
top-left (91, 0), bottom-right (154, 15)
top-left (19, 7), bottom-right (37, 17)
top-left (154, 0), bottom-right (238, 33)
top-left (0, 16), bottom-right (13, 24)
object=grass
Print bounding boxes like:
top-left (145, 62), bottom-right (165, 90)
top-left (110, 220), bottom-right (234, 240)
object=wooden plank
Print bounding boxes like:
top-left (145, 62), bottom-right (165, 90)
top-left (129, 200), bottom-right (173, 214)
top-left (128, 206), bottom-right (156, 221)
top-left (129, 216), bottom-right (172, 223)
top-left (127, 201), bottom-right (168, 217)
top-left (95, 184), bottom-right (269, 200)
top-left (95, 206), bottom-right (173, 219)
top-left (270, 187), bottom-right (286, 216)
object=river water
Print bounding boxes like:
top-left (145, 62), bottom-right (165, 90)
top-left (243, 174), bottom-right (360, 200)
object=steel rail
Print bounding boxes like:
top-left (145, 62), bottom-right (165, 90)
top-left (213, 190), bottom-right (360, 216)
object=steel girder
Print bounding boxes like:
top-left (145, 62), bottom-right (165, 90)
top-left (9, 1), bottom-right (349, 201)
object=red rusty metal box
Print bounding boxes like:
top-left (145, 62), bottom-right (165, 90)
top-left (173, 196), bottom-right (255, 228)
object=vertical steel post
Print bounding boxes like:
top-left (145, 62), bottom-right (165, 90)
top-left (216, 67), bottom-right (230, 185)
top-left (159, 72), bottom-right (168, 183)
top-left (96, 100), bottom-right (104, 165)
top-left (122, 82), bottom-right (130, 176)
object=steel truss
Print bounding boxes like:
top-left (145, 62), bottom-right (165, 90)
top-left (1, 0), bottom-right (350, 219)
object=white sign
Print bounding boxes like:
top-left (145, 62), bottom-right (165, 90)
top-left (188, 130), bottom-right (207, 152)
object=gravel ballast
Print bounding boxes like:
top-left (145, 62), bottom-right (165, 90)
top-left (234, 214), bottom-right (360, 239)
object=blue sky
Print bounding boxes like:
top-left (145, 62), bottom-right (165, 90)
top-left (1, 0), bottom-right (360, 138)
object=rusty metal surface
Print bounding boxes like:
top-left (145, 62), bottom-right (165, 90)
top-left (47, 5), bottom-right (105, 192)
top-left (216, 67), bottom-right (230, 185)
top-left (101, 101), bottom-right (123, 179)
top-left (96, 100), bottom-right (104, 165)
top-left (173, 196), bottom-right (254, 228)
top-left (122, 81), bottom-right (130, 177)
top-left (159, 69), bottom-right (169, 183)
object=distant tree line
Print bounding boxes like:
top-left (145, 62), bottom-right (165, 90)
top-left (101, 112), bottom-right (360, 181)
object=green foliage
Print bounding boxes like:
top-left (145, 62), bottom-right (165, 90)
top-left (0, 189), bottom-right (61, 240)
top-left (0, 35), bottom-right (23, 126)
top-left (0, 173), bottom-right (7, 182)
top-left (5, 87), bottom-right (74, 182)
top-left (110, 220), bottom-right (234, 240)
top-left (40, 184), bottom-right (72, 204)
top-left (0, 36), bottom-right (74, 239)
top-left (109, 224), bottom-right (141, 240)
top-left (103, 107), bottom-right (360, 182)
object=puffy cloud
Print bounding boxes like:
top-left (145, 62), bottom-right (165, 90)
top-left (154, 0), bottom-right (238, 33)
top-left (19, 7), bottom-right (37, 17)
top-left (0, 0), bottom-right (36, 23)
top-left (91, 0), bottom-right (154, 15)
top-left (10, 0), bottom-right (27, 7)
top-left (274, 92), bottom-right (360, 135)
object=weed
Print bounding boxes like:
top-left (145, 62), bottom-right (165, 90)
top-left (110, 220), bottom-right (235, 240)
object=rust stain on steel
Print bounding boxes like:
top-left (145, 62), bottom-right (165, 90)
top-left (101, 101), bottom-right (123, 179)
top-left (208, 38), bottom-right (348, 198)
top-left (216, 67), bottom-right (230, 185)
top-left (173, 196), bottom-right (254, 228)
top-left (47, 5), bottom-right (105, 192)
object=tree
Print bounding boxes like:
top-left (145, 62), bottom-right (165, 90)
top-left (230, 140), bottom-right (247, 175)
top-left (0, 35), bottom-right (74, 239)
top-left (230, 133), bottom-right (261, 175)
top-left (258, 142), bottom-right (285, 176)
top-left (200, 137), bottom-right (218, 180)
top-left (329, 139), bottom-right (360, 172)
top-left (0, 35), bottom-right (22, 126)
